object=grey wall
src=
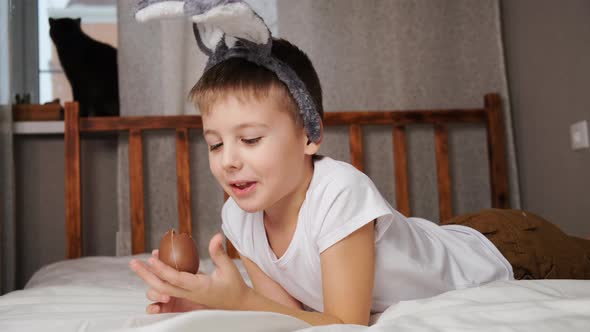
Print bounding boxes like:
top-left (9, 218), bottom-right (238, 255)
top-left (15, 135), bottom-right (118, 288)
top-left (501, 0), bottom-right (590, 237)
top-left (275, 0), bottom-right (519, 221)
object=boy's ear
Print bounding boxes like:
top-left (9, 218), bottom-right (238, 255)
top-left (304, 121), bottom-right (323, 155)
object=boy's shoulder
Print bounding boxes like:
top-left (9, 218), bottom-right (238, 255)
top-left (311, 156), bottom-right (373, 192)
top-left (305, 156), bottom-right (386, 216)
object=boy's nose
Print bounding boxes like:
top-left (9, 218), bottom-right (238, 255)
top-left (221, 145), bottom-right (243, 171)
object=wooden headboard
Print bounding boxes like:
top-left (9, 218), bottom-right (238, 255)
top-left (64, 93), bottom-right (509, 259)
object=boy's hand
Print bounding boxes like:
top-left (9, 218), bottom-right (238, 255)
top-left (130, 249), bottom-right (208, 314)
top-left (145, 288), bottom-right (208, 313)
top-left (130, 233), bottom-right (250, 311)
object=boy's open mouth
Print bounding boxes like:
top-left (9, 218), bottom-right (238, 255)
top-left (230, 181), bottom-right (257, 196)
top-left (232, 182), bottom-right (255, 189)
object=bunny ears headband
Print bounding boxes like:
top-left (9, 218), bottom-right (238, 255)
top-left (135, 0), bottom-right (322, 143)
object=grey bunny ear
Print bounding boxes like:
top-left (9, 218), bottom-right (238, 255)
top-left (134, 0), bottom-right (186, 22)
top-left (134, 1), bottom-right (270, 53)
top-left (193, 21), bottom-right (225, 55)
top-left (192, 23), bottom-right (217, 56)
top-left (187, 1), bottom-right (270, 53)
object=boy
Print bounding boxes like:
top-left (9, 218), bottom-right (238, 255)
top-left (128, 36), bottom-right (590, 326)
top-left (130, 4), bottom-right (590, 324)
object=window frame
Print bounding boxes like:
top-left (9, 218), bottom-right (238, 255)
top-left (11, 0), bottom-right (39, 104)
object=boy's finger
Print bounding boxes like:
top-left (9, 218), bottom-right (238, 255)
top-left (148, 257), bottom-right (197, 292)
top-left (146, 288), bottom-right (170, 303)
top-left (152, 249), bottom-right (159, 258)
top-left (209, 233), bottom-right (233, 271)
top-left (146, 303), bottom-right (161, 314)
top-left (132, 258), bottom-right (186, 298)
top-left (146, 288), bottom-right (159, 301)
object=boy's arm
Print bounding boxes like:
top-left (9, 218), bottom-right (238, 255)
top-left (237, 222), bottom-right (375, 326)
top-left (240, 255), bottom-right (302, 310)
top-left (320, 221), bottom-right (375, 325)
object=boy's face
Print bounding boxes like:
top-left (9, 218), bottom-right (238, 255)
top-left (202, 92), bottom-right (319, 213)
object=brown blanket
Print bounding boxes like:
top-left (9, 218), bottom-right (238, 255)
top-left (443, 209), bottom-right (590, 279)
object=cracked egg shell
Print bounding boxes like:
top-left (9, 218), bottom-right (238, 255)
top-left (158, 229), bottom-right (199, 274)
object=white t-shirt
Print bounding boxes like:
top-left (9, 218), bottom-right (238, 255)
top-left (221, 156), bottom-right (513, 313)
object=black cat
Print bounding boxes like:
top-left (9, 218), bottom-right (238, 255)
top-left (49, 17), bottom-right (119, 117)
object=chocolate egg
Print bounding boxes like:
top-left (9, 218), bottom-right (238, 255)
top-left (158, 229), bottom-right (199, 274)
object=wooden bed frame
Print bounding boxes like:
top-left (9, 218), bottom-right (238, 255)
top-left (64, 93), bottom-right (509, 259)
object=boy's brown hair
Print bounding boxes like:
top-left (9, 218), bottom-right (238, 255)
top-left (189, 38), bottom-right (323, 126)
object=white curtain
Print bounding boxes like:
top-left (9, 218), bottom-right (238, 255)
top-left (0, 0), bottom-right (16, 294)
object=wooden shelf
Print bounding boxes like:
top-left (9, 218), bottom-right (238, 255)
top-left (12, 103), bottom-right (63, 121)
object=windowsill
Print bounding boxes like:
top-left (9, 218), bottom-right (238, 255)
top-left (13, 121), bottom-right (64, 135)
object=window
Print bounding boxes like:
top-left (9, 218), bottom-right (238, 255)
top-left (37, 0), bottom-right (117, 104)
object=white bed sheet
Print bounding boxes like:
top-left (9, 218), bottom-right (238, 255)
top-left (1, 255), bottom-right (589, 332)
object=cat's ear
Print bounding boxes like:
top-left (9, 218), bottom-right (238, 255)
top-left (49, 17), bottom-right (54, 25)
top-left (75, 18), bottom-right (82, 25)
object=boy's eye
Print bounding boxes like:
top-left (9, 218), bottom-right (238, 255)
top-left (209, 142), bottom-right (223, 151)
top-left (241, 137), bottom-right (262, 145)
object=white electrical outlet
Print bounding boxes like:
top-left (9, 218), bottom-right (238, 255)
top-left (570, 120), bottom-right (589, 150)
